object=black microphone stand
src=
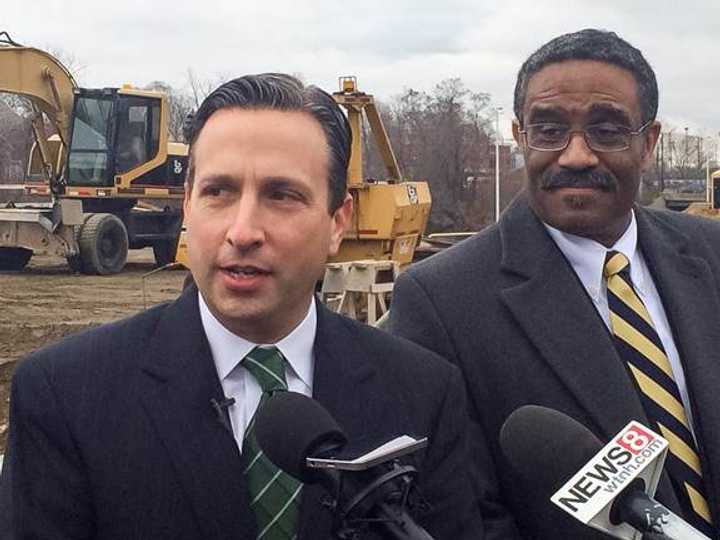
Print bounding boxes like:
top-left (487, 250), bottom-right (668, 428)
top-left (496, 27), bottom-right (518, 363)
top-left (322, 460), bottom-right (434, 540)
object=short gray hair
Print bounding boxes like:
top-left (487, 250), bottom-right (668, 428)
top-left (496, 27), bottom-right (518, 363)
top-left (514, 29), bottom-right (658, 125)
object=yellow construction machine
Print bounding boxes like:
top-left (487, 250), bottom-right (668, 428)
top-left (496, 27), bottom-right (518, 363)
top-left (319, 77), bottom-right (431, 324)
top-left (330, 76), bottom-right (431, 266)
top-left (0, 32), bottom-right (187, 273)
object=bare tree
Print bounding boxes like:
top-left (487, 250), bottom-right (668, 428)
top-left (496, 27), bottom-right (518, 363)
top-left (45, 46), bottom-right (87, 85)
top-left (186, 69), bottom-right (230, 108)
top-left (369, 79), bottom-right (495, 231)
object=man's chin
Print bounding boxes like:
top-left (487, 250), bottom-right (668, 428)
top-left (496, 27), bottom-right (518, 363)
top-left (540, 200), bottom-right (605, 238)
top-left (216, 297), bottom-right (270, 321)
top-left (213, 301), bottom-right (276, 336)
top-left (548, 209), bottom-right (629, 245)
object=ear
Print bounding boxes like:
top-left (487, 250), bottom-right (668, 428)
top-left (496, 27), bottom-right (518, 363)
top-left (640, 121), bottom-right (661, 172)
top-left (328, 193), bottom-right (353, 256)
top-left (512, 119), bottom-right (523, 146)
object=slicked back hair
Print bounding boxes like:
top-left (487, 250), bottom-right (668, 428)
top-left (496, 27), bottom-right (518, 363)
top-left (185, 73), bottom-right (350, 213)
top-left (514, 29), bottom-right (658, 125)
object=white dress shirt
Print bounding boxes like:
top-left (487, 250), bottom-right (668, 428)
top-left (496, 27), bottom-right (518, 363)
top-left (544, 211), bottom-right (696, 432)
top-left (199, 293), bottom-right (316, 452)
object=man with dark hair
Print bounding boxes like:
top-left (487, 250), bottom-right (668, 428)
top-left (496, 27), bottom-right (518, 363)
top-left (392, 29), bottom-right (720, 539)
top-left (1, 73), bottom-right (483, 539)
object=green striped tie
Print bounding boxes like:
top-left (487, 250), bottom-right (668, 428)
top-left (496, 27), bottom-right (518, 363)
top-left (242, 346), bottom-right (302, 540)
top-left (605, 251), bottom-right (713, 534)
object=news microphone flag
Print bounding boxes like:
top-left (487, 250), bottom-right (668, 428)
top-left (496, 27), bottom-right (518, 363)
top-left (551, 421), bottom-right (668, 540)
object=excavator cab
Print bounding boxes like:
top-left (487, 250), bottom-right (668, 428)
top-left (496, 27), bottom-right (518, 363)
top-left (65, 88), bottom-right (179, 190)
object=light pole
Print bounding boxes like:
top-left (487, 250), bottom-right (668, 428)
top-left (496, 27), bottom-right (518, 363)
top-left (713, 132), bottom-right (720, 208)
top-left (494, 106), bottom-right (503, 223)
top-left (684, 127), bottom-right (689, 177)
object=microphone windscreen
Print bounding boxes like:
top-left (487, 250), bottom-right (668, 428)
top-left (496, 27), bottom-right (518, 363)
top-left (254, 391), bottom-right (347, 482)
top-left (499, 405), bottom-right (603, 496)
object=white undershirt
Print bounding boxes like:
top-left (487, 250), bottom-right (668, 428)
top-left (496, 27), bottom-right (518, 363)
top-left (199, 292), bottom-right (316, 452)
top-left (545, 211), bottom-right (696, 432)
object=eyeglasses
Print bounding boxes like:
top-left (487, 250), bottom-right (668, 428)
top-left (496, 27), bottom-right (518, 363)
top-left (518, 120), bottom-right (653, 152)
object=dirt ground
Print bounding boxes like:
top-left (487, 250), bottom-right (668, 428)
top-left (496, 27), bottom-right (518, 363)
top-left (0, 249), bottom-right (187, 453)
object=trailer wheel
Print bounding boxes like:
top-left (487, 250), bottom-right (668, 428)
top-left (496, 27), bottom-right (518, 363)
top-left (0, 247), bottom-right (32, 271)
top-left (79, 213), bottom-right (128, 275)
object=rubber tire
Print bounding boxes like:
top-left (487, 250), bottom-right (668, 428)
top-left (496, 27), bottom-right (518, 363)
top-left (0, 247), bottom-right (32, 271)
top-left (78, 213), bottom-right (129, 275)
top-left (152, 238), bottom-right (177, 268)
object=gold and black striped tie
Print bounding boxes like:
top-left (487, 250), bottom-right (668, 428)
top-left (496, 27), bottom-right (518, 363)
top-left (604, 251), bottom-right (714, 534)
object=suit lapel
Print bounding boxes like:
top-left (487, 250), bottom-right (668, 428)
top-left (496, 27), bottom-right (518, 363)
top-left (497, 199), bottom-right (684, 509)
top-left (297, 302), bottom-right (377, 540)
top-left (498, 197), bottom-right (649, 440)
top-left (497, 199), bottom-right (689, 510)
top-left (636, 208), bottom-right (720, 516)
top-left (137, 287), bottom-right (256, 539)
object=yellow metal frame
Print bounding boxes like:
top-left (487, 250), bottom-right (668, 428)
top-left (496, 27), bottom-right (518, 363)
top-left (333, 76), bottom-right (402, 187)
top-left (330, 77), bottom-right (431, 266)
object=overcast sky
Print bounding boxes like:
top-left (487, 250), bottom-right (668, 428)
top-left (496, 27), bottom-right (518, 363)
top-left (4, 0), bottom-right (719, 140)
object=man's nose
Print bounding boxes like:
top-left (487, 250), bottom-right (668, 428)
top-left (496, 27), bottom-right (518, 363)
top-left (557, 131), bottom-right (600, 170)
top-left (225, 198), bottom-right (265, 251)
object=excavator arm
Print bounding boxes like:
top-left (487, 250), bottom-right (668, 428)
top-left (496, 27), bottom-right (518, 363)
top-left (0, 32), bottom-right (77, 181)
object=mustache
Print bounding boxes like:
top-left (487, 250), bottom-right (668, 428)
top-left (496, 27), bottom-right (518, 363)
top-left (540, 169), bottom-right (616, 191)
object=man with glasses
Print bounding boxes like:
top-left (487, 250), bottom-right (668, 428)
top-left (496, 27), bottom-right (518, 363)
top-left (392, 29), bottom-right (720, 539)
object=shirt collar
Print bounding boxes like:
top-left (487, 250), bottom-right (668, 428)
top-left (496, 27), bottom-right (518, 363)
top-left (198, 292), bottom-right (316, 388)
top-left (544, 210), bottom-right (638, 298)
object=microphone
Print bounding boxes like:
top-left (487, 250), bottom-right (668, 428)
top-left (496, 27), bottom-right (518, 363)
top-left (254, 391), bottom-right (435, 540)
top-left (500, 405), bottom-right (710, 540)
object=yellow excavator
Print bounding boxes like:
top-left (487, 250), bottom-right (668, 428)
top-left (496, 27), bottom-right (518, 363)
top-left (0, 32), bottom-right (187, 273)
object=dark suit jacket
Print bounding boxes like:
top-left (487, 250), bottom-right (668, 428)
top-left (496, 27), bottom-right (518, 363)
top-left (0, 286), bottom-right (483, 539)
top-left (391, 195), bottom-right (720, 540)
